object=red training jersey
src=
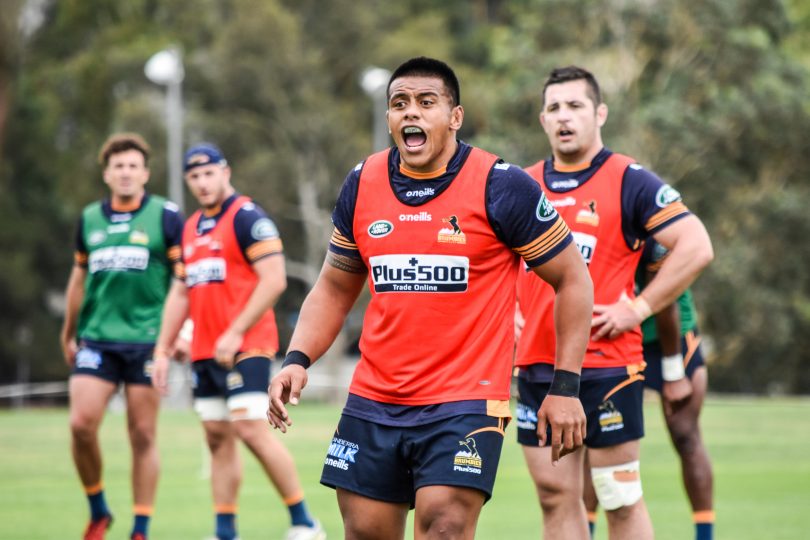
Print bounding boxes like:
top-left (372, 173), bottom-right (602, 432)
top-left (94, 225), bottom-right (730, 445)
top-left (182, 196), bottom-right (279, 361)
top-left (351, 147), bottom-right (520, 405)
top-left (517, 153), bottom-right (643, 369)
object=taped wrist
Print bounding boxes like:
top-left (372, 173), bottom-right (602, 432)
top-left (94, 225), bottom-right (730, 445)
top-left (548, 369), bottom-right (581, 397)
top-left (282, 350), bottom-right (311, 369)
top-left (662, 353), bottom-right (686, 381)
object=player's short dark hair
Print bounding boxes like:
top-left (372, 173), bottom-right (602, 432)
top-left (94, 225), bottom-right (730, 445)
top-left (98, 133), bottom-right (150, 167)
top-left (542, 66), bottom-right (602, 108)
top-left (387, 56), bottom-right (461, 106)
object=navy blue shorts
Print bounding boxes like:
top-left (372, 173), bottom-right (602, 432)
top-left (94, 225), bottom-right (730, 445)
top-left (320, 413), bottom-right (506, 506)
top-left (642, 330), bottom-right (706, 392)
top-left (72, 342), bottom-right (153, 385)
top-left (191, 356), bottom-right (271, 399)
top-left (516, 373), bottom-right (644, 449)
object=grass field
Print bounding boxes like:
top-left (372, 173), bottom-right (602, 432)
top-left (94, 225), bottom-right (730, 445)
top-left (1, 396), bottom-right (809, 539)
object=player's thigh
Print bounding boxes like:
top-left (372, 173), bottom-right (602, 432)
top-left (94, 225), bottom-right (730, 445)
top-left (225, 355), bottom-right (272, 422)
top-left (522, 443), bottom-right (585, 493)
top-left (582, 375), bottom-right (644, 449)
top-left (587, 439), bottom-right (640, 468)
top-left (69, 375), bottom-right (117, 428)
top-left (124, 383), bottom-right (161, 434)
top-left (337, 488), bottom-right (409, 540)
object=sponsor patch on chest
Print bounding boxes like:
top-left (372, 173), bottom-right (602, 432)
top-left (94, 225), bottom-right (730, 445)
top-left (368, 254), bottom-right (469, 293)
top-left (185, 257), bottom-right (227, 287)
top-left (88, 246), bottom-right (150, 273)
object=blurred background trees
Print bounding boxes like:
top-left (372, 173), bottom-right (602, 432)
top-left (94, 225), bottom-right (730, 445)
top-left (1, 0), bottom-right (808, 392)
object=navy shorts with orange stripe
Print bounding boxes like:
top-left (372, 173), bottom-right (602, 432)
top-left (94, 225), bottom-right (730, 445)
top-left (642, 329), bottom-right (706, 392)
top-left (516, 373), bottom-right (644, 449)
top-left (320, 413), bottom-right (506, 506)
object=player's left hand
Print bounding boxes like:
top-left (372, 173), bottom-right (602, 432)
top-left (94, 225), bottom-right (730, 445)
top-left (536, 394), bottom-right (587, 465)
top-left (214, 328), bottom-right (243, 369)
top-left (591, 294), bottom-right (644, 340)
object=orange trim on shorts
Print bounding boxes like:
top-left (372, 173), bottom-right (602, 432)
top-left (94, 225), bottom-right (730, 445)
top-left (693, 510), bottom-right (715, 523)
top-left (466, 425), bottom-right (505, 437)
top-left (84, 482), bottom-right (103, 495)
top-left (235, 349), bottom-right (276, 362)
top-left (683, 331), bottom-right (701, 369)
top-left (133, 505), bottom-right (153, 516)
top-left (215, 504), bottom-right (238, 514)
top-left (603, 373), bottom-right (645, 401)
top-left (283, 492), bottom-right (305, 506)
top-left (586, 511), bottom-right (598, 523)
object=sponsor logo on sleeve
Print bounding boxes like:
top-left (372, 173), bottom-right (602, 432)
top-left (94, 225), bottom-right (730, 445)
top-left (325, 436), bottom-right (359, 471)
top-left (88, 246), bottom-right (150, 273)
top-left (369, 254), bottom-right (469, 293)
top-left (536, 193), bottom-right (558, 222)
top-left (185, 257), bottom-right (227, 287)
top-left (251, 218), bottom-right (279, 241)
top-left (368, 220), bottom-right (394, 238)
top-left (655, 184), bottom-right (682, 208)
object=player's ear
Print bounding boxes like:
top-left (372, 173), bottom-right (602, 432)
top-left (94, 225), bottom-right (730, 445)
top-left (449, 105), bottom-right (464, 132)
top-left (596, 103), bottom-right (608, 127)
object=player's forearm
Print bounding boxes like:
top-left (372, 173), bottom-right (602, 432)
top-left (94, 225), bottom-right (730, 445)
top-left (654, 302), bottom-right (682, 356)
top-left (287, 260), bottom-right (367, 364)
top-left (552, 268), bottom-right (594, 374)
top-left (60, 266), bottom-right (86, 340)
top-left (155, 280), bottom-right (189, 353)
top-left (229, 273), bottom-right (286, 335)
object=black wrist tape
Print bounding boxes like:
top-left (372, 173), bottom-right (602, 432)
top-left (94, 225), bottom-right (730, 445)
top-left (282, 350), bottom-right (311, 369)
top-left (548, 369), bottom-right (580, 397)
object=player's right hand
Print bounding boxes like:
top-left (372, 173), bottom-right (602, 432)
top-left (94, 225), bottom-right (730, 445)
top-left (60, 336), bottom-right (78, 367)
top-left (151, 351), bottom-right (171, 395)
top-left (536, 394), bottom-right (587, 465)
top-left (267, 365), bottom-right (308, 433)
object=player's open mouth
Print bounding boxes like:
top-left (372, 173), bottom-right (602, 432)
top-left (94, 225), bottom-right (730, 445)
top-left (559, 129), bottom-right (574, 138)
top-left (402, 126), bottom-right (427, 149)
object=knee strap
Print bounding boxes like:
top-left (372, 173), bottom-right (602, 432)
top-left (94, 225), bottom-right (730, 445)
top-left (590, 460), bottom-right (643, 511)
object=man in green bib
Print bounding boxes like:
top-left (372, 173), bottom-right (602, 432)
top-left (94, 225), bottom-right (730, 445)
top-left (60, 133), bottom-right (184, 540)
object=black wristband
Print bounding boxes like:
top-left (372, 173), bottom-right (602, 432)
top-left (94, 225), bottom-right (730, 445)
top-left (548, 369), bottom-right (580, 397)
top-left (282, 350), bottom-right (312, 369)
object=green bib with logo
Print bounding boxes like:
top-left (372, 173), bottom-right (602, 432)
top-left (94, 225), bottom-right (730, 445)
top-left (78, 196), bottom-right (171, 344)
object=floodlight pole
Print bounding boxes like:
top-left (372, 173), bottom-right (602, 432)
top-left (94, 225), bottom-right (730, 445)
top-left (360, 66), bottom-right (392, 152)
top-left (145, 47), bottom-right (185, 213)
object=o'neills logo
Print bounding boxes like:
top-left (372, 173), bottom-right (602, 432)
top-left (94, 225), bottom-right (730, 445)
top-left (399, 212), bottom-right (432, 222)
top-left (368, 220), bottom-right (393, 238)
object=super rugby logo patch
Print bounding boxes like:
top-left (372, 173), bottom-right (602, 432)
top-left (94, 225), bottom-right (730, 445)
top-left (536, 193), bottom-right (558, 222)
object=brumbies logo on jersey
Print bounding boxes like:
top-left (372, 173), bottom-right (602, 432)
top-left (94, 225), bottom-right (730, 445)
top-left (438, 215), bottom-right (466, 244)
top-left (453, 436), bottom-right (483, 475)
top-left (576, 200), bottom-right (600, 227)
top-left (598, 400), bottom-right (624, 432)
top-left (88, 246), bottom-right (150, 273)
top-left (325, 436), bottom-right (359, 471)
top-left (369, 254), bottom-right (469, 293)
top-left (185, 257), bottom-right (226, 287)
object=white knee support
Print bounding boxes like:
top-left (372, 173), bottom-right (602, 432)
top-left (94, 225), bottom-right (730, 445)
top-left (590, 460), bottom-right (643, 511)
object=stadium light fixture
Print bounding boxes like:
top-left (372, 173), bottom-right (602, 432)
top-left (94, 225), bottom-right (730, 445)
top-left (359, 66), bottom-right (392, 152)
top-left (145, 47), bottom-right (185, 213)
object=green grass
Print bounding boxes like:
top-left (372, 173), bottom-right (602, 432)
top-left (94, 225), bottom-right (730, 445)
top-left (1, 396), bottom-right (809, 538)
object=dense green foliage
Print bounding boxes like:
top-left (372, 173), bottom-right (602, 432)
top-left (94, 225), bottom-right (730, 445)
top-left (1, 0), bottom-right (808, 391)
top-left (2, 398), bottom-right (810, 538)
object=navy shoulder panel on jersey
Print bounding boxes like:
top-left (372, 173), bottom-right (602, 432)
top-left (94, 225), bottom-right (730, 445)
top-left (161, 201), bottom-right (184, 248)
top-left (330, 161), bottom-right (364, 258)
top-left (620, 164), bottom-right (691, 248)
top-left (233, 199), bottom-right (281, 257)
top-left (486, 163), bottom-right (572, 267)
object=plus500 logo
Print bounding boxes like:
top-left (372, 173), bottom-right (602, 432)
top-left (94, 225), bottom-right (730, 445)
top-left (369, 254), bottom-right (469, 293)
